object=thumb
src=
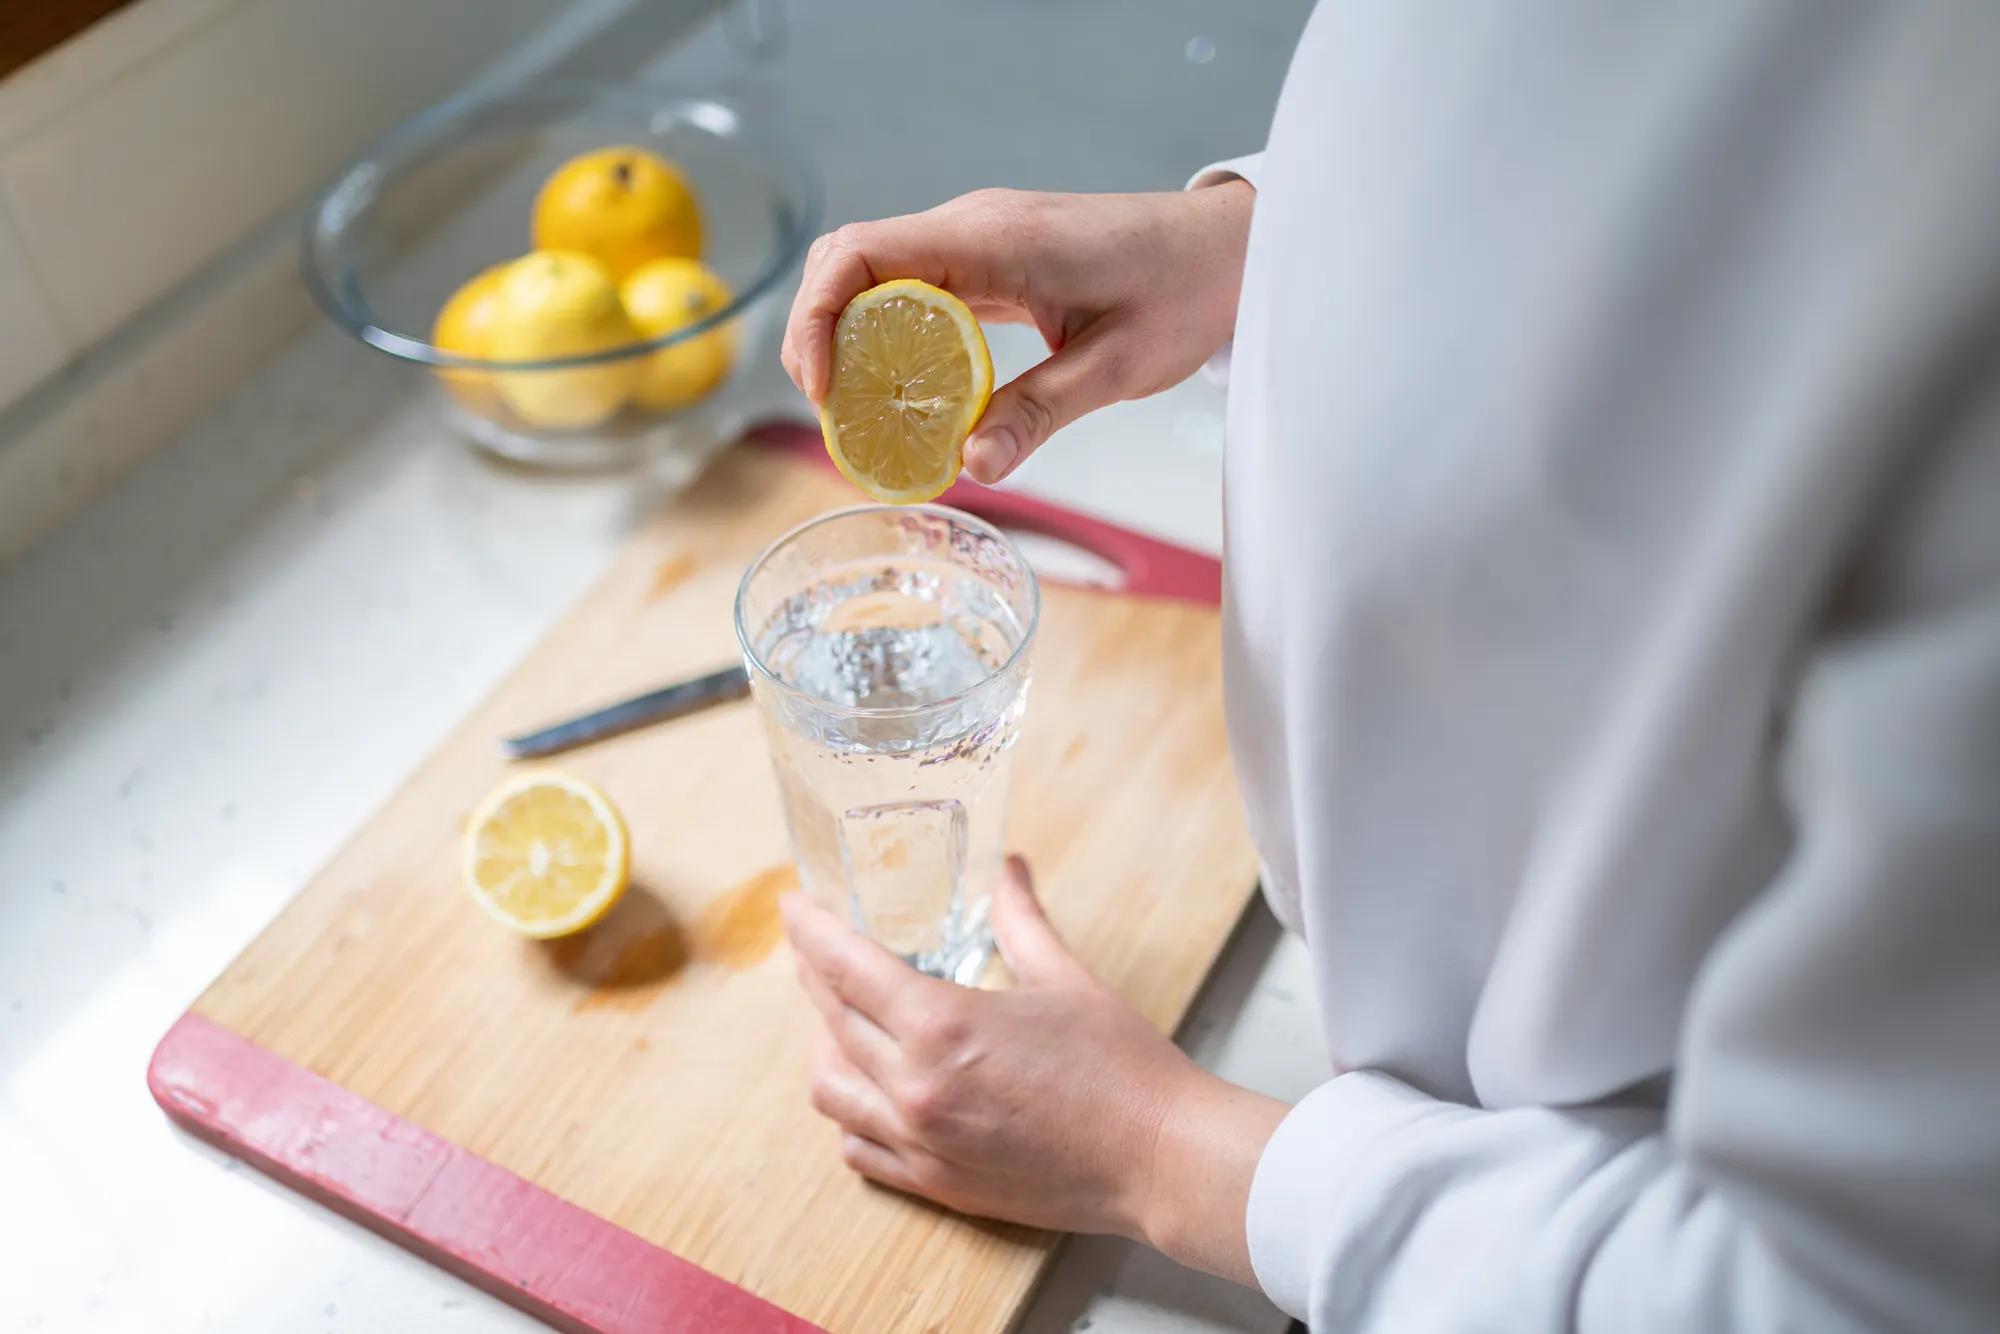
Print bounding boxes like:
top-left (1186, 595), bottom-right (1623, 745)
top-left (989, 855), bottom-right (1086, 984)
top-left (963, 326), bottom-right (1128, 485)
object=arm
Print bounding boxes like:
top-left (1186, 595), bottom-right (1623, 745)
top-left (780, 183), bottom-right (1253, 483)
top-left (1244, 424), bottom-right (2000, 1331)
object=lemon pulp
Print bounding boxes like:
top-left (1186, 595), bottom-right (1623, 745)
top-left (820, 280), bottom-right (992, 504)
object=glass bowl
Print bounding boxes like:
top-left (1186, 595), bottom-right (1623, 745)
top-left (303, 82), bottom-right (819, 468)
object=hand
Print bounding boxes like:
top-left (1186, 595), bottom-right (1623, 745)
top-left (780, 183), bottom-right (1254, 484)
top-left (780, 857), bottom-right (1287, 1283)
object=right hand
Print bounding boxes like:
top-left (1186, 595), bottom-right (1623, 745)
top-left (781, 183), bottom-right (1255, 484)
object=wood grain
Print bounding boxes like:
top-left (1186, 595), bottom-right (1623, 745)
top-left (190, 445), bottom-right (1257, 1332)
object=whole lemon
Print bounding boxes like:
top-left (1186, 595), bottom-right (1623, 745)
top-left (431, 261), bottom-right (512, 419)
top-left (532, 147), bottom-right (702, 281)
top-left (487, 251), bottom-right (643, 430)
top-left (620, 258), bottom-right (739, 413)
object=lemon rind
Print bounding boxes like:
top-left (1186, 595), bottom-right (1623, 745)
top-left (819, 279), bottom-right (994, 505)
top-left (462, 769), bottom-right (630, 939)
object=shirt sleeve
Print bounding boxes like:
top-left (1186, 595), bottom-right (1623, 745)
top-left (1249, 417), bottom-right (2000, 1331)
top-left (1184, 153), bottom-right (1264, 387)
top-left (1187, 152), bottom-right (1265, 193)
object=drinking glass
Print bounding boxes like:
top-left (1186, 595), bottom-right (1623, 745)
top-left (734, 505), bottom-right (1039, 982)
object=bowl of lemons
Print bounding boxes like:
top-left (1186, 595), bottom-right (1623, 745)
top-left (305, 82), bottom-right (818, 467)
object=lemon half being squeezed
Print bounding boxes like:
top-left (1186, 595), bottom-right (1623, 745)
top-left (819, 279), bottom-right (993, 504)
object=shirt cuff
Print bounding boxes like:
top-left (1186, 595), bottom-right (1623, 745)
top-left (1186, 151), bottom-right (1265, 193)
top-left (1245, 1071), bottom-right (1436, 1320)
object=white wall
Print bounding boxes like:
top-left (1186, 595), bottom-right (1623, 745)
top-left (0, 0), bottom-right (720, 564)
top-left (0, 0), bottom-right (573, 407)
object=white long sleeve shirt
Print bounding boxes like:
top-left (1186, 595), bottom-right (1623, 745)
top-left (1209, 3), bottom-right (2000, 1330)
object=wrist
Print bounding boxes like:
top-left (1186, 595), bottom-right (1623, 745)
top-left (1175, 178), bottom-right (1254, 360)
top-left (1125, 1061), bottom-right (1288, 1285)
top-left (1184, 176), bottom-right (1254, 264)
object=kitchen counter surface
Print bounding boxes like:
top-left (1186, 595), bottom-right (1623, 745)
top-left (0, 2), bottom-right (1324, 1329)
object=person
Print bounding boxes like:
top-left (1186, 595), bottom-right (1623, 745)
top-left (775, 4), bottom-right (2000, 1329)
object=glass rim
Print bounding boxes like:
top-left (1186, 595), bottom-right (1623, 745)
top-left (731, 502), bottom-right (1042, 720)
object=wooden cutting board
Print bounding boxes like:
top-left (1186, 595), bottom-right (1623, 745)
top-left (150, 426), bottom-right (1258, 1334)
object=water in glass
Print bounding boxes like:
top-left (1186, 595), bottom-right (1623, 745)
top-left (737, 507), bottom-right (1037, 982)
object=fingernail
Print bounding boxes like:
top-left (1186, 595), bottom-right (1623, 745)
top-left (966, 426), bottom-right (1020, 483)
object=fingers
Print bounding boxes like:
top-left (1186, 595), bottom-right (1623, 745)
top-left (988, 855), bottom-right (1087, 985)
top-left (781, 211), bottom-right (986, 404)
top-left (840, 1134), bottom-right (924, 1194)
top-left (798, 979), bottom-right (937, 1198)
top-left (810, 1037), bottom-right (952, 1202)
top-left (808, 1033), bottom-right (903, 1146)
top-left (794, 953), bottom-right (900, 1079)
top-left (780, 891), bottom-right (950, 1036)
top-left (964, 323), bottom-right (1133, 484)
top-left (780, 188), bottom-right (1063, 404)
top-left (784, 228), bottom-right (887, 403)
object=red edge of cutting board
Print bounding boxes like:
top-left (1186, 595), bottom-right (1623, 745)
top-left (742, 419), bottom-right (1224, 606)
top-left (149, 1013), bottom-right (821, 1333)
top-left (146, 426), bottom-right (1224, 1331)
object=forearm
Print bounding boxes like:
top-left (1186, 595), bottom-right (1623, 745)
top-left (1129, 1065), bottom-right (1288, 1286)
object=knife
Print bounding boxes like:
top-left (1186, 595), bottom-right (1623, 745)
top-left (501, 664), bottom-right (751, 759)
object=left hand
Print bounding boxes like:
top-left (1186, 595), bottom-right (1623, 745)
top-left (779, 857), bottom-right (1202, 1239)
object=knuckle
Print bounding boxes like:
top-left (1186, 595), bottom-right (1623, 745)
top-left (907, 1153), bottom-right (951, 1192)
top-left (838, 1007), bottom-right (875, 1051)
top-left (815, 951), bottom-right (851, 997)
top-left (909, 997), bottom-right (969, 1053)
top-left (1011, 387), bottom-right (1058, 444)
top-left (808, 1077), bottom-right (839, 1119)
top-left (948, 188), bottom-right (1047, 245)
top-left (895, 1075), bottom-right (945, 1131)
top-left (933, 1005), bottom-right (972, 1051)
top-left (1088, 343), bottom-right (1134, 396)
top-left (977, 188), bottom-right (1044, 236)
top-left (952, 186), bottom-right (1013, 215)
top-left (1011, 195), bottom-right (1054, 240)
top-left (826, 222), bottom-right (869, 259)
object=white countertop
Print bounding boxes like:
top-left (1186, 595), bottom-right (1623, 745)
top-left (0, 2), bottom-right (1326, 1329)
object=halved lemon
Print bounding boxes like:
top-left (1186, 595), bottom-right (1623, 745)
top-left (463, 771), bottom-right (629, 938)
top-left (820, 279), bottom-right (993, 504)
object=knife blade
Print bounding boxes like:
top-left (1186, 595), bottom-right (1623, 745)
top-left (501, 664), bottom-right (751, 759)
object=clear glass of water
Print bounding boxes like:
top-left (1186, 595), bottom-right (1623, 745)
top-left (733, 505), bottom-right (1039, 982)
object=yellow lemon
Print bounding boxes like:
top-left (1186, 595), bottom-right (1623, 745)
top-left (532, 146), bottom-right (703, 280)
top-left (620, 257), bottom-right (738, 413)
top-left (431, 261), bottom-right (512, 419)
top-left (819, 279), bottom-right (993, 504)
top-left (487, 251), bottom-right (642, 430)
top-left (463, 770), bottom-right (629, 938)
